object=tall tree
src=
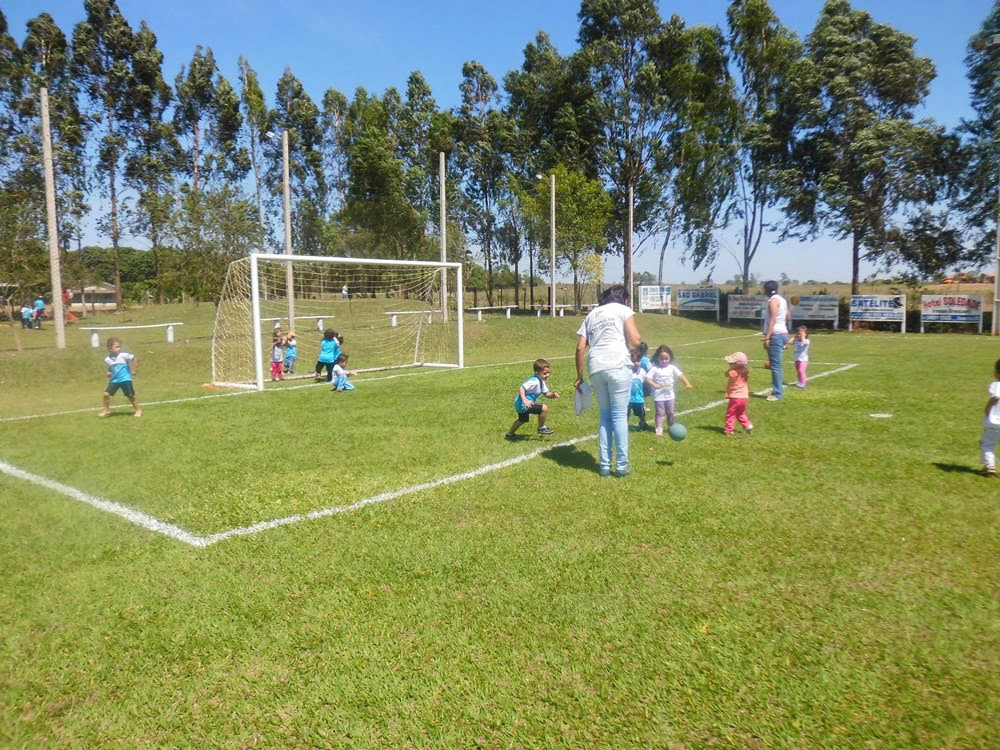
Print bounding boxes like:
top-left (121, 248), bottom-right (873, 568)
top-left (725, 0), bottom-right (805, 292)
top-left (455, 60), bottom-right (511, 305)
top-left (958, 1), bottom-right (1000, 270)
top-left (785, 0), bottom-right (949, 294)
top-left (239, 56), bottom-right (270, 250)
top-left (321, 86), bottom-right (348, 216)
top-left (72, 0), bottom-right (136, 310)
top-left (173, 46), bottom-right (216, 194)
top-left (125, 20), bottom-right (178, 303)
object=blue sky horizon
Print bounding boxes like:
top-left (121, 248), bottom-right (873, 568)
top-left (6, 0), bottom-right (992, 284)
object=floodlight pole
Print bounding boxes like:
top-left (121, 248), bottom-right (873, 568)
top-left (281, 129), bottom-right (295, 332)
top-left (550, 173), bottom-right (556, 317)
top-left (40, 87), bottom-right (66, 350)
top-left (439, 151), bottom-right (448, 322)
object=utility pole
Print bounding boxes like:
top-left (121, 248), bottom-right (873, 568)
top-left (440, 152), bottom-right (448, 322)
top-left (282, 129), bottom-right (295, 332)
top-left (40, 87), bottom-right (66, 350)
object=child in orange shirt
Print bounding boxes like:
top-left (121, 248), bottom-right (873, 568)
top-left (724, 351), bottom-right (753, 435)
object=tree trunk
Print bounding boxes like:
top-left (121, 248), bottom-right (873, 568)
top-left (623, 215), bottom-right (632, 299)
top-left (529, 246), bottom-right (535, 306)
top-left (192, 119), bottom-right (201, 195)
top-left (110, 156), bottom-right (122, 312)
top-left (6, 301), bottom-right (23, 352)
top-left (851, 230), bottom-right (861, 297)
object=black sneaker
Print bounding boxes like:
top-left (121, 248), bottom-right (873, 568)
top-left (504, 433), bottom-right (517, 441)
top-left (537, 426), bottom-right (555, 435)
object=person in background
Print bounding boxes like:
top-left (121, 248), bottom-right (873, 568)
top-left (723, 352), bottom-right (753, 436)
top-left (793, 325), bottom-right (810, 388)
top-left (979, 357), bottom-right (1000, 477)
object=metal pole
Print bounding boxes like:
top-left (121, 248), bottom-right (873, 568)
top-left (250, 254), bottom-right (265, 391)
top-left (627, 185), bottom-right (634, 305)
top-left (550, 173), bottom-right (556, 317)
top-left (40, 87), bottom-right (65, 350)
top-left (440, 151), bottom-right (448, 322)
top-left (282, 130), bottom-right (295, 332)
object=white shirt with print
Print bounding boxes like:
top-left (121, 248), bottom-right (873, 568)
top-left (646, 363), bottom-right (683, 402)
top-left (576, 302), bottom-right (634, 376)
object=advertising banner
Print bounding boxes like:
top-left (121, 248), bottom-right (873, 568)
top-left (727, 294), bottom-right (766, 321)
top-left (920, 294), bottom-right (983, 332)
top-left (850, 294), bottom-right (907, 332)
top-left (638, 285), bottom-right (671, 313)
top-left (789, 294), bottom-right (839, 328)
top-left (675, 288), bottom-right (719, 320)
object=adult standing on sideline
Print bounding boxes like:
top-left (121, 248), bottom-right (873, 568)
top-left (762, 280), bottom-right (791, 401)
top-left (574, 284), bottom-right (642, 477)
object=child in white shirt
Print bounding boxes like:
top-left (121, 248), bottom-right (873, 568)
top-left (980, 358), bottom-right (1000, 476)
top-left (644, 345), bottom-right (692, 436)
top-left (793, 326), bottom-right (810, 388)
top-left (332, 354), bottom-right (357, 391)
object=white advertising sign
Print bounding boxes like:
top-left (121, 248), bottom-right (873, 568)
top-left (638, 285), bottom-right (671, 313)
top-left (850, 294), bottom-right (907, 332)
top-left (789, 294), bottom-right (839, 328)
top-left (727, 294), bottom-right (766, 321)
top-left (920, 294), bottom-right (983, 333)
top-left (675, 288), bottom-right (720, 317)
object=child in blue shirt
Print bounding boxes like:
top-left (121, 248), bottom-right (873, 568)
top-left (629, 350), bottom-right (649, 429)
top-left (99, 337), bottom-right (141, 417)
top-left (20, 302), bottom-right (31, 329)
top-left (505, 358), bottom-right (560, 439)
top-left (314, 329), bottom-right (342, 382)
top-left (283, 331), bottom-right (298, 374)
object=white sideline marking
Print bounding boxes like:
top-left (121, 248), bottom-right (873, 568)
top-left (0, 459), bottom-right (209, 547)
top-left (1, 332), bottom-right (759, 424)
top-left (0, 363), bottom-right (858, 547)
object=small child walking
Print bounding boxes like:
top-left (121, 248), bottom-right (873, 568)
top-left (723, 351), bottom-right (752, 435)
top-left (315, 329), bottom-right (342, 382)
top-left (645, 345), bottom-right (692, 436)
top-left (979, 358), bottom-right (1000, 476)
top-left (793, 326), bottom-right (810, 388)
top-left (20, 302), bottom-right (31, 329)
top-left (332, 354), bottom-right (357, 391)
top-left (506, 358), bottom-right (560, 439)
top-left (629, 350), bottom-right (649, 429)
top-left (270, 336), bottom-right (285, 381)
top-left (283, 331), bottom-right (298, 374)
top-left (100, 337), bottom-right (141, 417)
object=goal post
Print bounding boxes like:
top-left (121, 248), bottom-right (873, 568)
top-left (212, 253), bottom-right (464, 391)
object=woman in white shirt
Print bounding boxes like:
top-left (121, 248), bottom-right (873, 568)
top-left (762, 280), bottom-right (791, 401)
top-left (574, 284), bottom-right (642, 477)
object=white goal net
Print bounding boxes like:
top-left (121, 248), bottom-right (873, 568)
top-left (212, 254), bottom-right (463, 390)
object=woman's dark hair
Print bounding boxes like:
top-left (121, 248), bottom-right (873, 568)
top-left (598, 284), bottom-right (629, 306)
top-left (763, 280), bottom-right (779, 297)
top-left (336, 354), bottom-right (348, 364)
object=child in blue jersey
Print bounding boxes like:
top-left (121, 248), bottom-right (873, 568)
top-left (505, 358), bottom-right (561, 439)
top-left (20, 302), bottom-right (31, 329)
top-left (629, 350), bottom-right (649, 429)
top-left (99, 337), bottom-right (141, 417)
top-left (314, 329), bottom-right (342, 382)
top-left (332, 354), bottom-right (357, 391)
top-left (283, 331), bottom-right (298, 374)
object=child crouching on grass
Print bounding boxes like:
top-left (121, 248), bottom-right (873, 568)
top-left (332, 354), bottom-right (357, 391)
top-left (505, 358), bottom-right (560, 439)
top-left (100, 337), bottom-right (141, 417)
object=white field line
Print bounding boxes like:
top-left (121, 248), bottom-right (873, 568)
top-left (0, 459), bottom-right (209, 547)
top-left (0, 332), bottom-right (762, 423)
top-left (2, 362), bottom-right (857, 547)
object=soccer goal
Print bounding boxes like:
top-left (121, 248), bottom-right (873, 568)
top-left (212, 253), bottom-right (464, 390)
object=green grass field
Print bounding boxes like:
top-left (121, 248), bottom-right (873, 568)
top-left (1, 307), bottom-right (997, 749)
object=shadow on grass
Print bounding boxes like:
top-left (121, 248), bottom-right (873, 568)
top-left (540, 443), bottom-right (599, 473)
top-left (933, 462), bottom-right (985, 476)
top-left (696, 425), bottom-right (727, 435)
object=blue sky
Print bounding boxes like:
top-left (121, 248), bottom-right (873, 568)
top-left (5, 0), bottom-right (992, 284)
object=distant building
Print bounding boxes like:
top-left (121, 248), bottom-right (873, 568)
top-left (67, 284), bottom-right (116, 311)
